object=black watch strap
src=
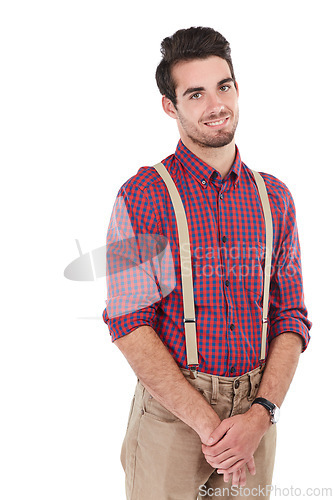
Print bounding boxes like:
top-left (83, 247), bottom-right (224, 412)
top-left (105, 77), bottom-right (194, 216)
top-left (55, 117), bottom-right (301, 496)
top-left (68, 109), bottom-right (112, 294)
top-left (252, 397), bottom-right (275, 413)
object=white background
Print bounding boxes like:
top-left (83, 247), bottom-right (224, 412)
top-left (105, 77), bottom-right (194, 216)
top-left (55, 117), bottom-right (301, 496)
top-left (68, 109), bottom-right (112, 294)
top-left (1, 0), bottom-right (332, 498)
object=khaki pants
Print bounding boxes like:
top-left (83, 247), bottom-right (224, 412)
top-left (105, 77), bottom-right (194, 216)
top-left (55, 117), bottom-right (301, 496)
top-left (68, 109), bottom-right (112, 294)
top-left (121, 366), bottom-right (277, 499)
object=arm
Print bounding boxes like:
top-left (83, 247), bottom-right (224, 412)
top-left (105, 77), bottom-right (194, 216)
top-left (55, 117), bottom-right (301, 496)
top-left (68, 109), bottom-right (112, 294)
top-left (115, 324), bottom-right (221, 444)
top-left (202, 331), bottom-right (303, 475)
top-left (116, 324), bottom-right (257, 486)
top-left (251, 331), bottom-right (303, 408)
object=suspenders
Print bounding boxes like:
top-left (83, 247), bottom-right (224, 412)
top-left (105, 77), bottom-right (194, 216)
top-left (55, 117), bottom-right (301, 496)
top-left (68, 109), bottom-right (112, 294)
top-left (153, 162), bottom-right (273, 378)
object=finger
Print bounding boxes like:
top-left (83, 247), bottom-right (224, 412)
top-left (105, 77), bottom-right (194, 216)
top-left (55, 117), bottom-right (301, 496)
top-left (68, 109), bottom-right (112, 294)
top-left (217, 458), bottom-right (246, 475)
top-left (246, 456), bottom-right (256, 476)
top-left (206, 454), bottom-right (237, 469)
top-left (231, 468), bottom-right (241, 487)
top-left (202, 435), bottom-right (237, 459)
top-left (203, 447), bottom-right (233, 462)
top-left (239, 466), bottom-right (247, 487)
top-left (202, 435), bottom-right (234, 456)
top-left (223, 471), bottom-right (231, 483)
top-left (206, 419), bottom-right (232, 446)
top-left (213, 455), bottom-right (244, 471)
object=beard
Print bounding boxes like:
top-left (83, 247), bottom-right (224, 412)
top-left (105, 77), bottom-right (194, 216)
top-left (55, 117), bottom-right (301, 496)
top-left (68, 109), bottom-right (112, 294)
top-left (176, 109), bottom-right (239, 149)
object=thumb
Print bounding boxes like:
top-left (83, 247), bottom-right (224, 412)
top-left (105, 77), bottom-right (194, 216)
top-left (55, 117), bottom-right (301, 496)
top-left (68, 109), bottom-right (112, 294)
top-left (207, 418), bottom-right (231, 446)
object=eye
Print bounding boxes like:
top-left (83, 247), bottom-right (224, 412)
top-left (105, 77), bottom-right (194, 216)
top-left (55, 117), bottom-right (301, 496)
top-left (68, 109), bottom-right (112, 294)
top-left (220, 85), bottom-right (231, 92)
top-left (190, 92), bottom-right (202, 100)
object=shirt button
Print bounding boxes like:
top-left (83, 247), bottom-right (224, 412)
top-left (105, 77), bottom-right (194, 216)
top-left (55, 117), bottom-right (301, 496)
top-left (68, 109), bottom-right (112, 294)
top-left (222, 235), bottom-right (227, 243)
top-left (230, 324), bottom-right (235, 331)
top-left (219, 193), bottom-right (223, 199)
top-left (230, 366), bottom-right (236, 374)
top-left (225, 280), bottom-right (230, 287)
top-left (201, 179), bottom-right (207, 185)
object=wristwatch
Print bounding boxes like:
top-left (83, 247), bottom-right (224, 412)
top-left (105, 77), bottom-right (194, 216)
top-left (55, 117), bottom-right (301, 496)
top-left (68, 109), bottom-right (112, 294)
top-left (251, 397), bottom-right (280, 424)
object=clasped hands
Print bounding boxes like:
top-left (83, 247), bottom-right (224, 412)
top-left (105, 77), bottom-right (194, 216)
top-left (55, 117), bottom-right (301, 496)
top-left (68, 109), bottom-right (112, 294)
top-left (201, 409), bottom-right (270, 487)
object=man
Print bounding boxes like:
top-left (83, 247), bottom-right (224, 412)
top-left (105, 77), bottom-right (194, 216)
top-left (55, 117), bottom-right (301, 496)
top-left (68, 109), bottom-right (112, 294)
top-left (103, 27), bottom-right (311, 499)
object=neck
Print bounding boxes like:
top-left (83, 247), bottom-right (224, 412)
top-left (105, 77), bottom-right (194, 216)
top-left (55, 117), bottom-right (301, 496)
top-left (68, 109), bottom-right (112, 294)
top-left (181, 137), bottom-right (236, 179)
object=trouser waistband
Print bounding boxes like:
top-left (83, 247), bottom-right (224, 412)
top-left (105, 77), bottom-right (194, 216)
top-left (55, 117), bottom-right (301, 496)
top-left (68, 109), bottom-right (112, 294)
top-left (180, 365), bottom-right (265, 406)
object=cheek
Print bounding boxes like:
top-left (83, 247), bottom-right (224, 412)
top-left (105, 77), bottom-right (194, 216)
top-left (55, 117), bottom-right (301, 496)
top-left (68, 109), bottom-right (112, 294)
top-left (181, 109), bottom-right (202, 127)
top-left (228, 95), bottom-right (239, 111)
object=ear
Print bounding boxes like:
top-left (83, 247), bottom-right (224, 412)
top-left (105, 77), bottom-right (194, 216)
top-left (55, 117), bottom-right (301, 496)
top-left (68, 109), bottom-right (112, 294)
top-left (162, 95), bottom-right (178, 119)
top-left (234, 81), bottom-right (239, 97)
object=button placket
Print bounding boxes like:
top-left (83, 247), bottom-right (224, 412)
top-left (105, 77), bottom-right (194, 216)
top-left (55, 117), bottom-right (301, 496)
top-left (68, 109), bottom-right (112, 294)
top-left (231, 377), bottom-right (243, 416)
top-left (219, 192), bottom-right (235, 369)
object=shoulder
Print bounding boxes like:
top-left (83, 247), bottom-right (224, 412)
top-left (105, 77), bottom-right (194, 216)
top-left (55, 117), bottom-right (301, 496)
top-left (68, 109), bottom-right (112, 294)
top-left (243, 164), bottom-right (295, 216)
top-left (119, 155), bottom-right (174, 198)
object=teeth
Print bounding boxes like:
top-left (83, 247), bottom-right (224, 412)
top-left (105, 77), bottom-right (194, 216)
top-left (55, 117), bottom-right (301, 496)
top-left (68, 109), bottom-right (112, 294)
top-left (206, 118), bottom-right (227, 126)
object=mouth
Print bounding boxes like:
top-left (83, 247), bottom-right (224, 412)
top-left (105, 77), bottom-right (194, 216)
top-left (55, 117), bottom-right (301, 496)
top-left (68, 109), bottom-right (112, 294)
top-left (204, 117), bottom-right (230, 128)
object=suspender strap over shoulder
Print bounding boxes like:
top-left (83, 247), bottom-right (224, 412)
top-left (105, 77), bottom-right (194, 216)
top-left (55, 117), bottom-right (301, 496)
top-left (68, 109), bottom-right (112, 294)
top-left (153, 163), bottom-right (199, 378)
top-left (251, 170), bottom-right (273, 361)
top-left (153, 162), bottom-right (273, 374)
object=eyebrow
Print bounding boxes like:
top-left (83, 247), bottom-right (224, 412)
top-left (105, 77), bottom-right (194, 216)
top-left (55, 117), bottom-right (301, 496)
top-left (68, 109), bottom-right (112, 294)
top-left (182, 78), bottom-right (234, 97)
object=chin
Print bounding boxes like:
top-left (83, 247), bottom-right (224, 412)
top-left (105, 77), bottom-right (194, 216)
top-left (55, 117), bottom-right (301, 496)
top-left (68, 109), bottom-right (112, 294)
top-left (204, 134), bottom-right (235, 148)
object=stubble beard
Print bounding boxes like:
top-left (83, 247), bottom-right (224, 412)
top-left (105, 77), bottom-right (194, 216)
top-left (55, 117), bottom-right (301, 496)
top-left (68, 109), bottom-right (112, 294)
top-left (177, 109), bottom-right (239, 149)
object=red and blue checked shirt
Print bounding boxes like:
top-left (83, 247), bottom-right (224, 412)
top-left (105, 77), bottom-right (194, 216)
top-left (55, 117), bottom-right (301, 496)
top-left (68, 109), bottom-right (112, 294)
top-left (103, 140), bottom-right (311, 376)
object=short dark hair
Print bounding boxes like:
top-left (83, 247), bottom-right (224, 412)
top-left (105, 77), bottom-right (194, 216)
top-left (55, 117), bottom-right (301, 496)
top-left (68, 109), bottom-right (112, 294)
top-left (155, 26), bottom-right (236, 107)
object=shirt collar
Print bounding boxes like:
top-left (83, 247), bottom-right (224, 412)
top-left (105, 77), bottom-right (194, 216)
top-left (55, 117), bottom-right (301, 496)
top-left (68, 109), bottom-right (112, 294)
top-left (175, 139), bottom-right (242, 189)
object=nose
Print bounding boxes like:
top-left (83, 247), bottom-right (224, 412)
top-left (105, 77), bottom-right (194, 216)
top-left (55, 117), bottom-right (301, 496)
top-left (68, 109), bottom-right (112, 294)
top-left (206, 92), bottom-right (225, 115)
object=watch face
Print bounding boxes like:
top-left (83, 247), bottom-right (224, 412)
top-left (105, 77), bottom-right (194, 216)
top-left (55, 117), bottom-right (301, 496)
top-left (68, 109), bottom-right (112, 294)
top-left (272, 406), bottom-right (280, 423)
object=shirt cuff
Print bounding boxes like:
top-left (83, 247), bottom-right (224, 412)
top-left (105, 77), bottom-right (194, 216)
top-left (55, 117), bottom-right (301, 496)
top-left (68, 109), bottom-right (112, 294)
top-left (102, 305), bottom-right (158, 342)
top-left (268, 317), bottom-right (311, 352)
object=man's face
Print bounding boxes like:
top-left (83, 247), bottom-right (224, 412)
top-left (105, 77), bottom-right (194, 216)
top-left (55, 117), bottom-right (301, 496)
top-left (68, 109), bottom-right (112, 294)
top-left (163, 56), bottom-right (239, 150)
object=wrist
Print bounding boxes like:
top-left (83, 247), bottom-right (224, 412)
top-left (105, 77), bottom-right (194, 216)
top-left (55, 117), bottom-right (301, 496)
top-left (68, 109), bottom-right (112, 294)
top-left (247, 402), bottom-right (272, 432)
top-left (196, 412), bottom-right (221, 445)
top-left (251, 396), bottom-right (280, 425)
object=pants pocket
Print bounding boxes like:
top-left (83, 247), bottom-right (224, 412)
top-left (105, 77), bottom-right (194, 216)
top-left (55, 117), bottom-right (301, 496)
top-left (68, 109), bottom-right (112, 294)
top-left (126, 395), bottom-right (135, 430)
top-left (144, 392), bottom-right (180, 422)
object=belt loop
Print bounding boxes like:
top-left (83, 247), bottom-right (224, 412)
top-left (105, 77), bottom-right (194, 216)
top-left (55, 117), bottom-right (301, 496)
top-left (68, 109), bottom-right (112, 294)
top-left (247, 368), bottom-right (262, 401)
top-left (211, 376), bottom-right (219, 405)
top-left (247, 371), bottom-right (256, 401)
top-left (247, 372), bottom-right (252, 399)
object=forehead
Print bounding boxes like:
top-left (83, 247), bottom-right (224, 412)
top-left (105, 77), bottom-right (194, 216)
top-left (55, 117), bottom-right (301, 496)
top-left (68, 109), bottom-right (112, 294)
top-left (172, 56), bottom-right (232, 95)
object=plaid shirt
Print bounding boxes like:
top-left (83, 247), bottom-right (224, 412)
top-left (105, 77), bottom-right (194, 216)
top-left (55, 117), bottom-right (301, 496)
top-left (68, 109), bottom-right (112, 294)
top-left (103, 140), bottom-right (311, 376)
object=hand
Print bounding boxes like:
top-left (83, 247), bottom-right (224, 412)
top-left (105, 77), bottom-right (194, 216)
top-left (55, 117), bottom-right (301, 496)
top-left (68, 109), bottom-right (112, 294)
top-left (223, 457), bottom-right (256, 487)
top-left (201, 406), bottom-right (271, 474)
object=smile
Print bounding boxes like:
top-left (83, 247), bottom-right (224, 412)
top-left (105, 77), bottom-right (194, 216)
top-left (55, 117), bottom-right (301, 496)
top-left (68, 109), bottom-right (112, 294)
top-left (204, 117), bottom-right (229, 127)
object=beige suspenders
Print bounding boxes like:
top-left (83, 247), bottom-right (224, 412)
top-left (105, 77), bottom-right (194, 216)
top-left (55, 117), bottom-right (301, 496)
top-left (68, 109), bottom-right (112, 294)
top-left (251, 170), bottom-right (274, 363)
top-left (153, 162), bottom-right (273, 378)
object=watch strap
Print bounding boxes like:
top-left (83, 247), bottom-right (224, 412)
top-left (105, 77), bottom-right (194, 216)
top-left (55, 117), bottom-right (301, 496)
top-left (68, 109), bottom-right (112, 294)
top-left (251, 397), bottom-right (275, 413)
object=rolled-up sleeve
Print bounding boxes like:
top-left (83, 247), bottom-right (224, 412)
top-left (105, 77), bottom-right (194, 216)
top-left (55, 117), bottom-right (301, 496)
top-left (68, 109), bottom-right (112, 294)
top-left (102, 178), bottom-right (176, 342)
top-left (268, 187), bottom-right (312, 351)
